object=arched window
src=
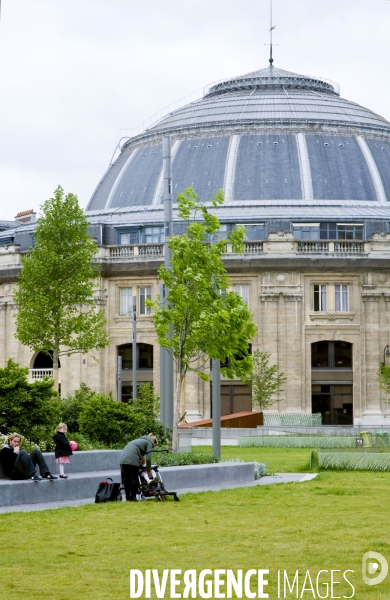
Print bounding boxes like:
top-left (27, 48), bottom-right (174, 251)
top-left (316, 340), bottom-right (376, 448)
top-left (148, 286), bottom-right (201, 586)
top-left (311, 341), bottom-right (352, 369)
top-left (117, 344), bottom-right (153, 370)
top-left (32, 352), bottom-right (61, 369)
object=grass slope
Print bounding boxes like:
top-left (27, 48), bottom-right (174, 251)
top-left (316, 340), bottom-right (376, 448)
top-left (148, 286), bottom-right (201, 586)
top-left (0, 449), bottom-right (389, 599)
top-left (194, 445), bottom-right (312, 473)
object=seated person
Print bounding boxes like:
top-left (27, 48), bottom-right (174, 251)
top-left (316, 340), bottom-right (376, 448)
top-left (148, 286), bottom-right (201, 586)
top-left (0, 433), bottom-right (57, 481)
top-left (140, 456), bottom-right (158, 486)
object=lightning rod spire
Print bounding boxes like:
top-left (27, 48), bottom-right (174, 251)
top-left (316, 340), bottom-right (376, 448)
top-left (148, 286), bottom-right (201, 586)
top-left (269, 0), bottom-right (274, 66)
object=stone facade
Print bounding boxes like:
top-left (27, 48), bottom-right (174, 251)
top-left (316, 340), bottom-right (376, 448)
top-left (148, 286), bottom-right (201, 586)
top-left (2, 234), bottom-right (390, 426)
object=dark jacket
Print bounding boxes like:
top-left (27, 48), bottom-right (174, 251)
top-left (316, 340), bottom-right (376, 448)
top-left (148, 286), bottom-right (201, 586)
top-left (120, 435), bottom-right (155, 471)
top-left (0, 445), bottom-right (17, 478)
top-left (52, 432), bottom-right (73, 459)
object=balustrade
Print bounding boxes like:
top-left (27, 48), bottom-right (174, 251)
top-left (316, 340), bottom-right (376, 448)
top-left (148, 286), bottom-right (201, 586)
top-left (29, 369), bottom-right (61, 382)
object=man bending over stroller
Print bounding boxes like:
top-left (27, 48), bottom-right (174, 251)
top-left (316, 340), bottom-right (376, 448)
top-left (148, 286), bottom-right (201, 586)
top-left (120, 434), bottom-right (158, 501)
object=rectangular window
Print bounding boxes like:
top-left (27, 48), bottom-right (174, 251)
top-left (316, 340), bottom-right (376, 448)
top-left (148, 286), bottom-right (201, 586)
top-left (208, 224), bottom-right (230, 242)
top-left (313, 284), bottom-right (327, 312)
top-left (120, 288), bottom-right (133, 316)
top-left (144, 227), bottom-right (164, 244)
top-left (119, 231), bottom-right (139, 245)
top-left (336, 224), bottom-right (363, 241)
top-left (335, 284), bottom-right (348, 312)
top-left (242, 223), bottom-right (266, 241)
top-left (320, 223), bottom-right (337, 240)
top-left (320, 223), bottom-right (363, 240)
top-left (234, 284), bottom-right (249, 306)
top-left (139, 287), bottom-right (152, 314)
top-left (292, 223), bottom-right (320, 240)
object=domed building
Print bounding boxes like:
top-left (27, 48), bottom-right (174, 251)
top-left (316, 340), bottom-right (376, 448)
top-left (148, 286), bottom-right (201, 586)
top-left (2, 63), bottom-right (390, 425)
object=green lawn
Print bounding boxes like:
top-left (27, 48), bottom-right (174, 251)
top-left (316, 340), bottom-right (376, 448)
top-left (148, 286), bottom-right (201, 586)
top-left (1, 449), bottom-right (390, 599)
top-left (194, 445), bottom-right (312, 473)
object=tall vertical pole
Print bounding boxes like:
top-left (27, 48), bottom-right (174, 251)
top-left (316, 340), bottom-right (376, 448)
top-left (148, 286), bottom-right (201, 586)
top-left (117, 355), bottom-right (122, 402)
top-left (212, 358), bottom-right (221, 458)
top-left (269, 0), bottom-right (274, 66)
top-left (160, 136), bottom-right (174, 430)
top-left (159, 321), bottom-right (166, 423)
top-left (132, 295), bottom-right (137, 400)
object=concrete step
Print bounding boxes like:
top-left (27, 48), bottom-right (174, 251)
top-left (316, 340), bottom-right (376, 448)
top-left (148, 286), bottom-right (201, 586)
top-left (0, 461), bottom-right (255, 507)
top-left (0, 450), bottom-right (123, 479)
top-left (0, 470), bottom-right (121, 507)
top-left (0, 473), bottom-right (318, 514)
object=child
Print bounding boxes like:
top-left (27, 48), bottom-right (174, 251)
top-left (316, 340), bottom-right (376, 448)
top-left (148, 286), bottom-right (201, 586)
top-left (52, 423), bottom-right (73, 479)
top-left (140, 456), bottom-right (158, 486)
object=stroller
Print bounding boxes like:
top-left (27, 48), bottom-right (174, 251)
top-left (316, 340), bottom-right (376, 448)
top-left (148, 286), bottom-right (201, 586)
top-left (138, 460), bottom-right (180, 502)
top-left (123, 449), bottom-right (180, 502)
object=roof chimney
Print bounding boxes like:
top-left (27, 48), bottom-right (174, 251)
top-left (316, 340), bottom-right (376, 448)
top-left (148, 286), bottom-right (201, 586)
top-left (14, 209), bottom-right (36, 224)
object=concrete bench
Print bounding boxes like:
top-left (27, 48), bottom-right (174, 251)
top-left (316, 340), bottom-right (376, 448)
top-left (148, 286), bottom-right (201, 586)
top-left (0, 453), bottom-right (255, 507)
top-left (0, 449), bottom-right (122, 478)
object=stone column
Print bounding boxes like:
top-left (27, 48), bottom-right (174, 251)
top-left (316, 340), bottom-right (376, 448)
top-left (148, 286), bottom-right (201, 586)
top-left (383, 293), bottom-right (390, 421)
top-left (0, 302), bottom-right (6, 368)
top-left (361, 293), bottom-right (383, 423)
top-left (281, 293), bottom-right (304, 412)
top-left (182, 364), bottom-right (210, 422)
top-left (259, 292), bottom-right (280, 412)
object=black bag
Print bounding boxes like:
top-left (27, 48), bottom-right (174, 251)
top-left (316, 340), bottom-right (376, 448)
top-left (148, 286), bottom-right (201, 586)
top-left (95, 478), bottom-right (122, 503)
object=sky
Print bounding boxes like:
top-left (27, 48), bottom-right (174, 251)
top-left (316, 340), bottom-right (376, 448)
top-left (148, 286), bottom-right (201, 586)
top-left (0, 0), bottom-right (389, 221)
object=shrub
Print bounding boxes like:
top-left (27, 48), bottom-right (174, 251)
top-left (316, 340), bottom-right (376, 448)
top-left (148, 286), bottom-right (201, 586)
top-left (263, 413), bottom-right (322, 426)
top-left (68, 382), bottom-right (171, 448)
top-left (63, 432), bottom-right (96, 451)
top-left (254, 461), bottom-right (267, 479)
top-left (130, 384), bottom-right (171, 445)
top-left (0, 358), bottom-right (61, 447)
top-left (60, 384), bottom-right (96, 433)
top-left (79, 394), bottom-right (140, 447)
top-left (155, 451), bottom-right (220, 467)
top-left (319, 451), bottom-right (390, 471)
top-left (238, 436), bottom-right (359, 449)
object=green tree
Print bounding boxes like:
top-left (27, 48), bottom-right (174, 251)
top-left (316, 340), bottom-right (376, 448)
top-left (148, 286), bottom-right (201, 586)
top-left (378, 364), bottom-right (390, 400)
top-left (131, 383), bottom-right (170, 444)
top-left (0, 358), bottom-right (61, 446)
top-left (246, 349), bottom-right (286, 411)
top-left (79, 393), bottom-right (140, 446)
top-left (151, 188), bottom-right (257, 449)
top-left (14, 186), bottom-right (110, 388)
top-left (60, 383), bottom-right (97, 433)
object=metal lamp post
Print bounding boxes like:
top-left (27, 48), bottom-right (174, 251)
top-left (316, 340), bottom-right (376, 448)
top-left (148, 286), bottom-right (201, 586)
top-left (382, 345), bottom-right (390, 367)
top-left (132, 295), bottom-right (137, 400)
top-left (212, 358), bottom-right (221, 459)
top-left (160, 136), bottom-right (174, 429)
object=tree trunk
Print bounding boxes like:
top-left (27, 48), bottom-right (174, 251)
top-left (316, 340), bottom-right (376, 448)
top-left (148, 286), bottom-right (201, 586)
top-left (172, 368), bottom-right (184, 452)
top-left (52, 336), bottom-right (60, 393)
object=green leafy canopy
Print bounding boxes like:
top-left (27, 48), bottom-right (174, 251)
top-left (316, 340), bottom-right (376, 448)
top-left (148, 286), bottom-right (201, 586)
top-left (14, 186), bottom-right (110, 368)
top-left (246, 349), bottom-right (286, 411)
top-left (378, 363), bottom-right (390, 401)
top-left (151, 187), bottom-right (257, 383)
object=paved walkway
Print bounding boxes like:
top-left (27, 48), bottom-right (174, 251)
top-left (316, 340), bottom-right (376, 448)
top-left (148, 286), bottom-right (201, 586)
top-left (0, 473), bottom-right (317, 514)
